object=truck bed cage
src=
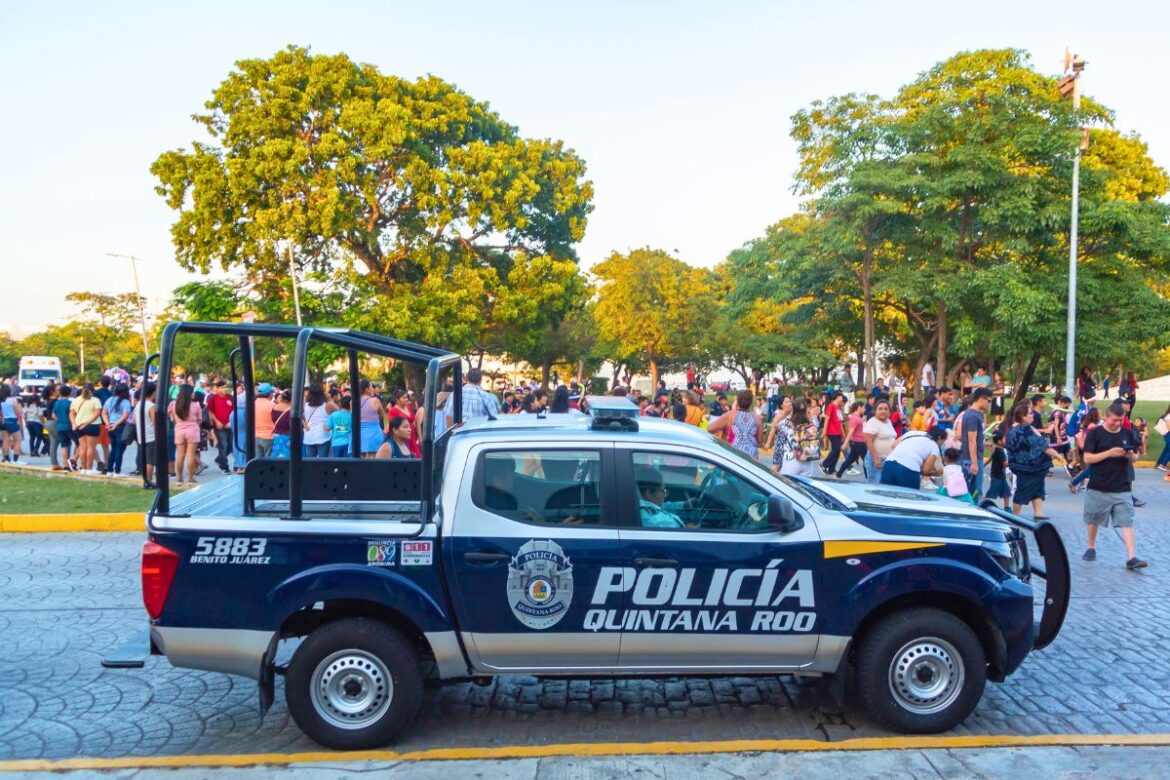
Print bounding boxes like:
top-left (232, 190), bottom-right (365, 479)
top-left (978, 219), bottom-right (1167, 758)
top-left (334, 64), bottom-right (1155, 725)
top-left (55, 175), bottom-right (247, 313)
top-left (147, 321), bottom-right (462, 521)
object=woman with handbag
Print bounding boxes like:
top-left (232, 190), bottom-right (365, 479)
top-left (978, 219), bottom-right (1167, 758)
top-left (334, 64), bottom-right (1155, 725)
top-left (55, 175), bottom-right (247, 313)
top-left (1154, 404), bottom-right (1170, 472)
top-left (775, 398), bottom-right (821, 478)
top-left (101, 383), bottom-right (133, 476)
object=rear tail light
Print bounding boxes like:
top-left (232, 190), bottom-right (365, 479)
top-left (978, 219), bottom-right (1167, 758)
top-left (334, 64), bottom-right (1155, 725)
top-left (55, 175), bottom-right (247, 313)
top-left (142, 540), bottom-right (180, 620)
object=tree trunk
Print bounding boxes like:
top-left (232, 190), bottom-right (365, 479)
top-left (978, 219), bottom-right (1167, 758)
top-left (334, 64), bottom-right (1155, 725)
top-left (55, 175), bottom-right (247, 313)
top-left (648, 358), bottom-right (660, 392)
top-left (577, 359), bottom-right (585, 384)
top-left (540, 360), bottom-right (551, 390)
top-left (936, 299), bottom-right (948, 387)
top-left (402, 362), bottom-right (423, 395)
top-left (476, 350), bottom-right (485, 370)
top-left (944, 358), bottom-right (968, 391)
top-left (1014, 352), bottom-right (1042, 405)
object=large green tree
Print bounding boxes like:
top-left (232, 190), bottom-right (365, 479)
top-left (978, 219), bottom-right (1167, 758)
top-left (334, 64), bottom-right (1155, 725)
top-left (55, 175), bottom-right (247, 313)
top-left (775, 48), bottom-right (1170, 394)
top-left (152, 46), bottom-right (593, 357)
top-left (592, 248), bottom-right (715, 388)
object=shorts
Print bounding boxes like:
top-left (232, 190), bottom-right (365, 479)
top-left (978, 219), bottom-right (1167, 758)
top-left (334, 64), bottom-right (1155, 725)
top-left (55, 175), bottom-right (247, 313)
top-left (2, 419), bottom-right (18, 434)
top-left (255, 438), bottom-right (274, 458)
top-left (174, 427), bottom-right (200, 445)
top-left (985, 477), bottom-right (1011, 500)
top-left (81, 424), bottom-right (101, 438)
top-left (1083, 490), bottom-right (1135, 528)
top-left (142, 441), bottom-right (157, 465)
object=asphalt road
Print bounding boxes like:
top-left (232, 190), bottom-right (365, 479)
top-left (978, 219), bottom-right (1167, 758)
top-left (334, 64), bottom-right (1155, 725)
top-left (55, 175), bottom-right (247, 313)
top-left (1, 470), bottom-right (1168, 764)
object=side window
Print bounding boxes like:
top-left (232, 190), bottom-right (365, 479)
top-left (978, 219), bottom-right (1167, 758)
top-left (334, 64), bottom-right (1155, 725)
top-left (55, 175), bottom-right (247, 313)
top-left (475, 450), bottom-right (603, 526)
top-left (631, 451), bottom-right (770, 532)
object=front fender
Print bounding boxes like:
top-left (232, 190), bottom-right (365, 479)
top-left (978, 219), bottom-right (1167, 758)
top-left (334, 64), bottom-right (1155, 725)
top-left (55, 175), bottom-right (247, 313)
top-left (260, 564), bottom-right (453, 633)
top-left (823, 554), bottom-right (1034, 659)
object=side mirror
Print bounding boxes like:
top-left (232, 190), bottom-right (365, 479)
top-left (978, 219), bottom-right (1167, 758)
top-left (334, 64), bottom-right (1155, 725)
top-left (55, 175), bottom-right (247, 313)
top-left (767, 494), bottom-right (804, 534)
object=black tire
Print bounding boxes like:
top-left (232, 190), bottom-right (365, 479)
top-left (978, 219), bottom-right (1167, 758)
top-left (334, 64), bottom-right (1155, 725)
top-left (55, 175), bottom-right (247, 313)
top-left (285, 618), bottom-right (423, 750)
top-left (856, 607), bottom-right (986, 733)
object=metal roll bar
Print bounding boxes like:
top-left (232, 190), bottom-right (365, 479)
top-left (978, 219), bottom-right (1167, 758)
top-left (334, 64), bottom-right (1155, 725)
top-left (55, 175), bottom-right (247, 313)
top-left (153, 321), bottom-right (462, 520)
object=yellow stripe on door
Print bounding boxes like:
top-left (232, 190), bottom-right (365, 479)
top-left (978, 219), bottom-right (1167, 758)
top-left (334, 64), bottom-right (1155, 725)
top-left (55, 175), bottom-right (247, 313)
top-left (823, 540), bottom-right (945, 559)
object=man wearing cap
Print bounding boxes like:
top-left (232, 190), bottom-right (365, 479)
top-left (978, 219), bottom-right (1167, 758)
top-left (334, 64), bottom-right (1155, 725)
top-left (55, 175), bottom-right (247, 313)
top-left (959, 388), bottom-right (991, 499)
top-left (253, 383), bottom-right (275, 457)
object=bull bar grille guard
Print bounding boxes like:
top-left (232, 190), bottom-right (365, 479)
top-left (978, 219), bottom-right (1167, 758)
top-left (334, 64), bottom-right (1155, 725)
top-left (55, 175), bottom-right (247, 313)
top-left (979, 500), bottom-right (1071, 650)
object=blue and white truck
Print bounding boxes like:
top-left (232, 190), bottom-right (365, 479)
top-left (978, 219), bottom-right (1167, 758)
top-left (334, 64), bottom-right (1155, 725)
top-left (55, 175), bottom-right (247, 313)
top-left (122, 322), bottom-right (1069, 749)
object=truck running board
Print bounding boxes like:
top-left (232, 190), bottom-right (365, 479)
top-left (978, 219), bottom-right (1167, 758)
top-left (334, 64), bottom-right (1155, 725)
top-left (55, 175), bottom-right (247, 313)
top-left (979, 501), bottom-right (1071, 650)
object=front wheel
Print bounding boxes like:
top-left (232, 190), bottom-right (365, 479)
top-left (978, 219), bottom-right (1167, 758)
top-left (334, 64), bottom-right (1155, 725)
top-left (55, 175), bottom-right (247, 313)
top-left (856, 607), bottom-right (986, 733)
top-left (286, 618), bottom-right (423, 749)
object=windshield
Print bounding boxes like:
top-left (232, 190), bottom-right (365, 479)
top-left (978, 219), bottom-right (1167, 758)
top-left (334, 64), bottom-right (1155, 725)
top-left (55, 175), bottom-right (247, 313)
top-left (20, 368), bottom-right (60, 381)
top-left (711, 437), bottom-right (841, 508)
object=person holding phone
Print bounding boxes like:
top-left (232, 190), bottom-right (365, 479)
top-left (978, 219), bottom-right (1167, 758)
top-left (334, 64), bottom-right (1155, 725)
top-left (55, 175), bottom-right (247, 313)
top-left (1080, 402), bottom-right (1146, 570)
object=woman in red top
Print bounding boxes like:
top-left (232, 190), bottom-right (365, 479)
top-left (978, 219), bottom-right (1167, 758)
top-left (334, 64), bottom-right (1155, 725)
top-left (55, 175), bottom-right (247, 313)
top-left (385, 389), bottom-right (420, 458)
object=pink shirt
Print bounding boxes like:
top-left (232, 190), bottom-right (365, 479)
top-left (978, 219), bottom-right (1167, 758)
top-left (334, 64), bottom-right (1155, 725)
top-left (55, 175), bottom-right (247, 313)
top-left (848, 413), bottom-right (866, 443)
top-left (169, 401), bottom-right (203, 438)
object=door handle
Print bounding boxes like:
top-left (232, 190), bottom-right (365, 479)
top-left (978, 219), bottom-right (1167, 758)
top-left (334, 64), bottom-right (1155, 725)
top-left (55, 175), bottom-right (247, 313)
top-left (634, 556), bottom-right (679, 567)
top-left (464, 550), bottom-right (511, 563)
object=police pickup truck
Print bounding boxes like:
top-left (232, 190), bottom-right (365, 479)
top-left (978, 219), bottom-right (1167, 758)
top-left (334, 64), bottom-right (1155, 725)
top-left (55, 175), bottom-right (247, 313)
top-left (123, 322), bottom-right (1069, 750)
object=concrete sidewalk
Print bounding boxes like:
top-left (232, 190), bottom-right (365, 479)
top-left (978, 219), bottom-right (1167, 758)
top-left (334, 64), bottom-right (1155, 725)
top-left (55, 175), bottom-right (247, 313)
top-left (3, 744), bottom-right (1167, 778)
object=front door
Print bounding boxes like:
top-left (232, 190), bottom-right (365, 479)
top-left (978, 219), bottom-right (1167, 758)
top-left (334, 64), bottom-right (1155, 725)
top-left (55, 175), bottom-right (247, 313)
top-left (610, 447), bottom-right (823, 670)
top-left (444, 445), bottom-right (624, 670)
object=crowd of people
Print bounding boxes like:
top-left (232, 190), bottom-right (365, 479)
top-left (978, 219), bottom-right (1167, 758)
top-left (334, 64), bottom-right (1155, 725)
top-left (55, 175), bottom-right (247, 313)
top-left (3, 360), bottom-right (1169, 569)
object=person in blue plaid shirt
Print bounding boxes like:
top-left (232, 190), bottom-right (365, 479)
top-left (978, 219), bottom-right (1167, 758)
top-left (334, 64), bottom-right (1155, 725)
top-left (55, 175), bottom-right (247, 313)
top-left (461, 368), bottom-right (500, 424)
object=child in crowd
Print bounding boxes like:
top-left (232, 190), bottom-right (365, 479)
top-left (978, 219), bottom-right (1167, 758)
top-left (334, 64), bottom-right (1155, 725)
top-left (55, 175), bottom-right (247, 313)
top-left (984, 428), bottom-right (1011, 509)
top-left (939, 447), bottom-right (975, 504)
top-left (326, 396), bottom-right (353, 458)
top-left (910, 400), bottom-right (928, 431)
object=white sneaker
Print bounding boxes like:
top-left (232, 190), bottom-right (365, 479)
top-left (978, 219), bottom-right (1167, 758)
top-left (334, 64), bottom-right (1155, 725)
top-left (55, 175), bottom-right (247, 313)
top-left (11, 459), bottom-right (23, 465)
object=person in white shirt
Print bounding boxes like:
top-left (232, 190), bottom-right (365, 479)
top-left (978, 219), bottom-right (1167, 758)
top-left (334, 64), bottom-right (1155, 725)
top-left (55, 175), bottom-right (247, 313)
top-left (921, 362), bottom-right (936, 395)
top-left (881, 426), bottom-right (948, 489)
top-left (863, 399), bottom-right (898, 484)
top-left (134, 382), bottom-right (158, 489)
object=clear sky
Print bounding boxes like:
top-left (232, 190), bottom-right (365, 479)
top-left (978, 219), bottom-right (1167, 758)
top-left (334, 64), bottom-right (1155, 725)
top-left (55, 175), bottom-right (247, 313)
top-left (2, 0), bottom-right (1167, 336)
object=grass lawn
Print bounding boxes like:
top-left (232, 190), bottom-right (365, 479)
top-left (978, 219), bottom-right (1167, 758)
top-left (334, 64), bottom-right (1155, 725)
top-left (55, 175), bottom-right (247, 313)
top-left (1134, 400), bottom-right (1168, 465)
top-left (0, 472), bottom-right (156, 514)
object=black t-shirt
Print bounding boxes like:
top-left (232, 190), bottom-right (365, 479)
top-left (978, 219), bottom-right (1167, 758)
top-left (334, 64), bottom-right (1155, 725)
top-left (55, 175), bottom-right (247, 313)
top-left (990, 447), bottom-right (1006, 479)
top-left (1083, 425), bottom-right (1138, 493)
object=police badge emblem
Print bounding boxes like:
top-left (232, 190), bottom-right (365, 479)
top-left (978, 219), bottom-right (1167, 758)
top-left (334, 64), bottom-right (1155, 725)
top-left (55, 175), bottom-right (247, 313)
top-left (507, 540), bottom-right (573, 630)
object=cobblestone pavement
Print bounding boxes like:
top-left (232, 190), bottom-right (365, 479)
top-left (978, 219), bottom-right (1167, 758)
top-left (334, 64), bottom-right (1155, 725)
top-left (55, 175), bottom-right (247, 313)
top-left (1, 470), bottom-right (1168, 761)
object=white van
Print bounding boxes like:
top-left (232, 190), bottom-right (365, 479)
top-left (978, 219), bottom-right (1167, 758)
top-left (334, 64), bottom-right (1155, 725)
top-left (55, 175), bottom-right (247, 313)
top-left (17, 355), bottom-right (62, 400)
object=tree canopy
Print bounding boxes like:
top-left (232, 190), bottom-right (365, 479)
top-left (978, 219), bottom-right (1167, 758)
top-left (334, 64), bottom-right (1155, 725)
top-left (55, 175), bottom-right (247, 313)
top-left (152, 45), bottom-right (594, 365)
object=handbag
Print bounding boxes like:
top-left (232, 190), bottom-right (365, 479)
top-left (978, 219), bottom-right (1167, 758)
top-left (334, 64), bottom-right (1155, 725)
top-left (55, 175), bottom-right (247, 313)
top-left (1156, 415), bottom-right (1170, 437)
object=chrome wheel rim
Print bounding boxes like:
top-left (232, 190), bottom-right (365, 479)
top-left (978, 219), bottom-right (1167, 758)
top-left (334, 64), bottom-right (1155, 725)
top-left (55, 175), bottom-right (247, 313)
top-left (310, 649), bottom-right (393, 729)
top-left (888, 636), bottom-right (964, 715)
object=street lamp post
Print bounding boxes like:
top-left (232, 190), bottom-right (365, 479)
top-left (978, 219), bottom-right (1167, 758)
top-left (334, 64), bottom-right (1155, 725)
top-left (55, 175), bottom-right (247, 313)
top-left (1061, 53), bottom-right (1086, 399)
top-left (106, 253), bottom-right (150, 356)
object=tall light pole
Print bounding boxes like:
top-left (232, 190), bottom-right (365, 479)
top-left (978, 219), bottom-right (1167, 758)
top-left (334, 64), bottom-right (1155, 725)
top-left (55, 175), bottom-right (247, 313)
top-left (1060, 52), bottom-right (1086, 398)
top-left (287, 241), bottom-right (303, 326)
top-left (106, 253), bottom-right (150, 355)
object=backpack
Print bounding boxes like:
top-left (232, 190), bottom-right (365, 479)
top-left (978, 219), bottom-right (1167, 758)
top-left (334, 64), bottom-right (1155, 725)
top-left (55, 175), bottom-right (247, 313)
top-left (794, 424), bottom-right (822, 461)
top-left (1065, 405), bottom-right (1085, 438)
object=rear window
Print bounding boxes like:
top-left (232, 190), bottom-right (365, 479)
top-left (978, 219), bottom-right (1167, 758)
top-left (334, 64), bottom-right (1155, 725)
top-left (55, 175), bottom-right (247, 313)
top-left (475, 450), bottom-right (603, 526)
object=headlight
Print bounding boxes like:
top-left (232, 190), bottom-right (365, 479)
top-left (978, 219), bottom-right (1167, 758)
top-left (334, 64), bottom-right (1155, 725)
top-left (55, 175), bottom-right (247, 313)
top-left (983, 538), bottom-right (1027, 577)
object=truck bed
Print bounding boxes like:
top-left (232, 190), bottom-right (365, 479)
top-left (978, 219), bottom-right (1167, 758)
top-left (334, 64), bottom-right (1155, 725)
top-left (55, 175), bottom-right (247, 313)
top-left (166, 475), bottom-right (422, 521)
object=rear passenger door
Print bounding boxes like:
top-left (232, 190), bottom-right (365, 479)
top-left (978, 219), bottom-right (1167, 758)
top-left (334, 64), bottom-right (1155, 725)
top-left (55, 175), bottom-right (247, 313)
top-left (444, 444), bottom-right (624, 671)
top-left (611, 447), bottom-right (823, 671)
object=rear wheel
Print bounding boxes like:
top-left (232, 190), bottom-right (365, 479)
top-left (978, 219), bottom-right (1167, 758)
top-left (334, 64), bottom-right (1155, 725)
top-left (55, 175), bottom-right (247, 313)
top-left (856, 607), bottom-right (986, 733)
top-left (286, 618), bottom-right (422, 749)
